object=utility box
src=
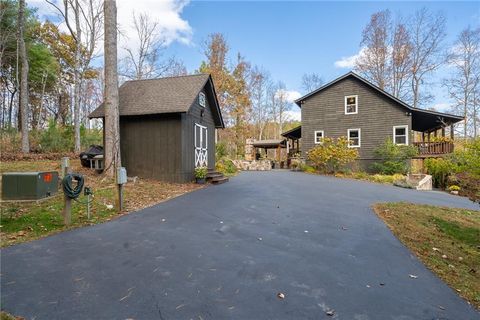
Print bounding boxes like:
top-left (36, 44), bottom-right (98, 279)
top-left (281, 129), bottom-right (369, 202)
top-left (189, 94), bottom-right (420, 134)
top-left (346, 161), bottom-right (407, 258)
top-left (1, 171), bottom-right (59, 201)
top-left (117, 167), bottom-right (127, 185)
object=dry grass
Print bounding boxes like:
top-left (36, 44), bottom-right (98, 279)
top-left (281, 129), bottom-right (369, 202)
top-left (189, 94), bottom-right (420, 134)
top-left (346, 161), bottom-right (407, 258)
top-left (373, 202), bottom-right (480, 308)
top-left (0, 159), bottom-right (202, 247)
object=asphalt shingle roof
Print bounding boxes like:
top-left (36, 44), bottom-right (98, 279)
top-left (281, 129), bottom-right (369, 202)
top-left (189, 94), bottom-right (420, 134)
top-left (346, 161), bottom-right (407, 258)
top-left (89, 73), bottom-right (211, 118)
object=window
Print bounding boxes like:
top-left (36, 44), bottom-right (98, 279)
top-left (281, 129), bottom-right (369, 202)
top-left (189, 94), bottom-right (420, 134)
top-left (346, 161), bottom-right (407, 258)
top-left (393, 125), bottom-right (408, 145)
top-left (314, 130), bottom-right (324, 144)
top-left (348, 128), bottom-right (361, 148)
top-left (345, 95), bottom-right (358, 114)
top-left (199, 92), bottom-right (206, 107)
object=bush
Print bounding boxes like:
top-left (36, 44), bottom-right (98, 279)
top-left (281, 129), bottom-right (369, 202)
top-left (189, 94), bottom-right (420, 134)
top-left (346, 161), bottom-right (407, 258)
top-left (80, 125), bottom-right (102, 149)
top-left (451, 172), bottom-right (480, 205)
top-left (307, 137), bottom-right (358, 174)
top-left (39, 120), bottom-right (75, 152)
top-left (216, 158), bottom-right (237, 176)
top-left (371, 138), bottom-right (418, 175)
top-left (452, 138), bottom-right (480, 177)
top-left (215, 141), bottom-right (228, 160)
top-left (424, 157), bottom-right (456, 188)
top-left (299, 164), bottom-right (316, 173)
top-left (194, 166), bottom-right (208, 179)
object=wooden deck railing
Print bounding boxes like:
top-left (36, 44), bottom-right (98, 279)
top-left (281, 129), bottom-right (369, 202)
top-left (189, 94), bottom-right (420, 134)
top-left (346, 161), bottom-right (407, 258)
top-left (413, 141), bottom-right (454, 156)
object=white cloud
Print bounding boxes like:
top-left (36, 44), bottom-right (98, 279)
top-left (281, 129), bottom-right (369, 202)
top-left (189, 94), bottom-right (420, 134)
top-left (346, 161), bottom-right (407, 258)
top-left (118, 0), bottom-right (192, 47)
top-left (334, 47), bottom-right (368, 68)
top-left (31, 0), bottom-right (192, 56)
top-left (285, 109), bottom-right (301, 121)
top-left (430, 103), bottom-right (450, 112)
top-left (276, 89), bottom-right (302, 103)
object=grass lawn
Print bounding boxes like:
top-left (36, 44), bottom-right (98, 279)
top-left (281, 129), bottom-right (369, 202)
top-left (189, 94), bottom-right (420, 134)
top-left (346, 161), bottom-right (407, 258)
top-left (373, 202), bottom-right (480, 308)
top-left (0, 159), bottom-right (201, 247)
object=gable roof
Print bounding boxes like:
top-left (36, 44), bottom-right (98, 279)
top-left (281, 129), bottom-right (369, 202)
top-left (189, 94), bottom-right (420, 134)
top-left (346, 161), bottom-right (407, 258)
top-left (89, 73), bottom-right (224, 128)
top-left (294, 71), bottom-right (463, 130)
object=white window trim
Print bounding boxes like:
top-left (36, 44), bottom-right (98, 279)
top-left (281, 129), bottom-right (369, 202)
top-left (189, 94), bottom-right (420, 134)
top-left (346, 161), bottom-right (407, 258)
top-left (393, 125), bottom-right (409, 145)
top-left (314, 130), bottom-right (324, 144)
top-left (345, 95), bottom-right (358, 115)
top-left (347, 128), bottom-right (361, 148)
top-left (199, 92), bottom-right (206, 108)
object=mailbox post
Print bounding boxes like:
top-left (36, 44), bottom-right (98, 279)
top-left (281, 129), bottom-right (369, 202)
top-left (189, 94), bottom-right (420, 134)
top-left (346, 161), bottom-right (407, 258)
top-left (117, 167), bottom-right (127, 212)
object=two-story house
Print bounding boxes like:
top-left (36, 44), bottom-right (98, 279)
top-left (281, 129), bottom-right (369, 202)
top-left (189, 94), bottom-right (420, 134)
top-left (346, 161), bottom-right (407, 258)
top-left (282, 72), bottom-right (463, 170)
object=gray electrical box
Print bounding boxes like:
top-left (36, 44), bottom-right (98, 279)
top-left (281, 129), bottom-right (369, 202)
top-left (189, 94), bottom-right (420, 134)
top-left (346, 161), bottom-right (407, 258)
top-left (117, 167), bottom-right (127, 185)
top-left (1, 171), bottom-right (59, 200)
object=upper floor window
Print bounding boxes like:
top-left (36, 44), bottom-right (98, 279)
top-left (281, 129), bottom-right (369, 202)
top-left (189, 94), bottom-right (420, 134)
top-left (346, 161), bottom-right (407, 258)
top-left (393, 125), bottom-right (408, 145)
top-left (348, 128), bottom-right (361, 148)
top-left (199, 92), bottom-right (206, 107)
top-left (345, 95), bottom-right (358, 114)
top-left (314, 130), bottom-right (324, 144)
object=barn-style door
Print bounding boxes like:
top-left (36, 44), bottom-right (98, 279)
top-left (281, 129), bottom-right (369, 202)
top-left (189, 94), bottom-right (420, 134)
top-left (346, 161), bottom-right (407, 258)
top-left (194, 123), bottom-right (208, 168)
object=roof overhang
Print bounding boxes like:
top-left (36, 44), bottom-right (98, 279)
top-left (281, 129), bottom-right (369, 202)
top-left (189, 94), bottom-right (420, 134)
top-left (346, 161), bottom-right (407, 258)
top-left (252, 139), bottom-right (286, 149)
top-left (411, 108), bottom-right (463, 132)
top-left (281, 125), bottom-right (301, 139)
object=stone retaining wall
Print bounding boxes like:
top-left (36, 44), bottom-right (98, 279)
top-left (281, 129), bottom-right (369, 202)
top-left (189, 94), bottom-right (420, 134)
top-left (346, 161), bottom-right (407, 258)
top-left (232, 160), bottom-right (272, 171)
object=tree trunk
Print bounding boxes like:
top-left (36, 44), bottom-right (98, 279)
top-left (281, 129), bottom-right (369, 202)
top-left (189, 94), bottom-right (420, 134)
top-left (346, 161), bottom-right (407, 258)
top-left (104, 0), bottom-right (121, 177)
top-left (17, 0), bottom-right (29, 153)
top-left (73, 0), bottom-right (82, 152)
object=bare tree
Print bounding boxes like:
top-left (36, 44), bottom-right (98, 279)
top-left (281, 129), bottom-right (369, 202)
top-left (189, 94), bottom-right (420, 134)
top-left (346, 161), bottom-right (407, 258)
top-left (17, 0), bottom-right (29, 152)
top-left (356, 10), bottom-right (392, 91)
top-left (444, 26), bottom-right (480, 138)
top-left (409, 8), bottom-right (446, 108)
top-left (270, 82), bottom-right (290, 138)
top-left (249, 66), bottom-right (272, 140)
top-left (301, 72), bottom-right (323, 93)
top-left (121, 12), bottom-right (186, 80)
top-left (104, 0), bottom-right (120, 177)
top-left (391, 21), bottom-right (412, 100)
top-left (46, 0), bottom-right (104, 152)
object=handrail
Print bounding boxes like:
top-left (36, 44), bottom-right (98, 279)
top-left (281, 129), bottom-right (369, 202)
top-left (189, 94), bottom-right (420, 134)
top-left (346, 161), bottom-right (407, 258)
top-left (413, 141), bottom-right (454, 155)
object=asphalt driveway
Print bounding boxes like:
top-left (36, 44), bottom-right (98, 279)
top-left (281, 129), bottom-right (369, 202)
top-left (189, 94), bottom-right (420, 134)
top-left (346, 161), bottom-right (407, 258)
top-left (1, 171), bottom-right (479, 320)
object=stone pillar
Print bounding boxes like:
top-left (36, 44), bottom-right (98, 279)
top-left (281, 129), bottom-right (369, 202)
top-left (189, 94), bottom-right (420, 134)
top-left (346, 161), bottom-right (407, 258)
top-left (245, 138), bottom-right (255, 161)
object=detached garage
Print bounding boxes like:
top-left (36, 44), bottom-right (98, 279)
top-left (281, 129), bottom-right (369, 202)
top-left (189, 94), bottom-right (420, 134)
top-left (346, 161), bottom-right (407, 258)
top-left (89, 74), bottom-right (224, 183)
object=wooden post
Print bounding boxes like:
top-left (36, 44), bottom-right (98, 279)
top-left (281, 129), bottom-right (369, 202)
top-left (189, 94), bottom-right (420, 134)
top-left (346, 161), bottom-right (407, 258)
top-left (117, 184), bottom-right (123, 212)
top-left (422, 132), bottom-right (425, 142)
top-left (450, 125), bottom-right (454, 139)
top-left (61, 157), bottom-right (71, 226)
top-left (277, 145), bottom-right (281, 163)
top-left (441, 127), bottom-right (445, 137)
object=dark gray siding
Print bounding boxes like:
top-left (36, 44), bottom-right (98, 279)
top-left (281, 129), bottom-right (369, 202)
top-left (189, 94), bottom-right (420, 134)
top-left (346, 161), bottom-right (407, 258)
top-left (181, 88), bottom-right (217, 181)
top-left (301, 77), bottom-right (412, 161)
top-left (120, 114), bottom-right (185, 183)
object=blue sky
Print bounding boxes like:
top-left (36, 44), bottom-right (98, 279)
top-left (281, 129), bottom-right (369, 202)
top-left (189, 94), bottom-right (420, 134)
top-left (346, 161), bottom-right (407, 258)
top-left (163, 1), bottom-right (479, 115)
top-left (33, 0), bottom-right (480, 118)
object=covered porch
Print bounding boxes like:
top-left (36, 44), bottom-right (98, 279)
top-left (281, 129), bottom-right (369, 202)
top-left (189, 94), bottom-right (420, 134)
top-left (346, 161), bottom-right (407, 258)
top-left (281, 125), bottom-right (301, 157)
top-left (410, 108), bottom-right (463, 157)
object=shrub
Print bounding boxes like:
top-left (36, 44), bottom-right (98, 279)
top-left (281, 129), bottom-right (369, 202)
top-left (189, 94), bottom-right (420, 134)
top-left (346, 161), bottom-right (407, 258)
top-left (424, 157), bottom-right (456, 188)
top-left (307, 137), bottom-right (358, 174)
top-left (215, 141), bottom-right (228, 160)
top-left (452, 138), bottom-right (480, 177)
top-left (371, 138), bottom-right (418, 175)
top-left (194, 166), bottom-right (208, 179)
top-left (447, 185), bottom-right (460, 192)
top-left (299, 164), bottom-right (316, 173)
top-left (452, 172), bottom-right (480, 205)
top-left (39, 120), bottom-right (75, 152)
top-left (80, 125), bottom-right (102, 149)
top-left (216, 158), bottom-right (237, 176)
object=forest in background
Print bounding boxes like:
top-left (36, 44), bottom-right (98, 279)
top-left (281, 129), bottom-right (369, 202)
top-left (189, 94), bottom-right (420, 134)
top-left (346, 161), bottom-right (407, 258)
top-left (1, 1), bottom-right (479, 159)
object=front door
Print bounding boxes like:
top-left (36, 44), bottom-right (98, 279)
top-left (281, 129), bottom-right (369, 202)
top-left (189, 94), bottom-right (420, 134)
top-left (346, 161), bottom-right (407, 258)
top-left (194, 123), bottom-right (208, 167)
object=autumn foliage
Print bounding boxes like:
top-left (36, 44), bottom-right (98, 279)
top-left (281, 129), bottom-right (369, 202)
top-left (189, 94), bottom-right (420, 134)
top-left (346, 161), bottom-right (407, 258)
top-left (307, 137), bottom-right (359, 174)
